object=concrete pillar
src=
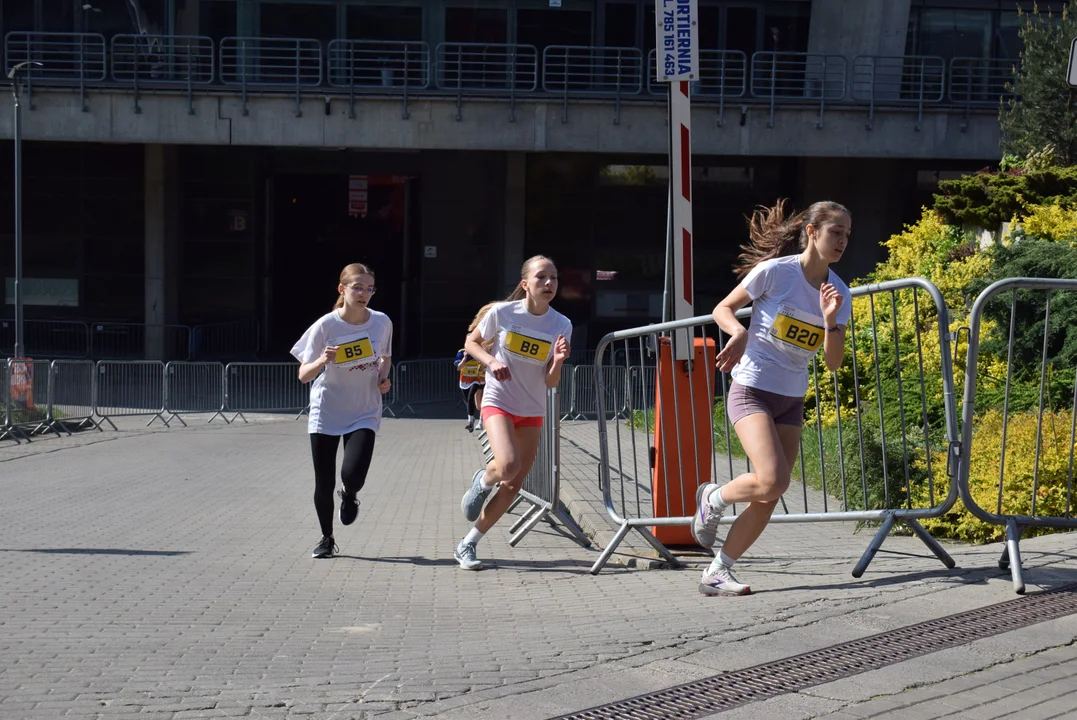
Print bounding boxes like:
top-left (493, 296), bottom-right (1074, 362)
top-left (144, 144), bottom-right (178, 360)
top-left (807, 0), bottom-right (911, 58)
top-left (503, 152), bottom-right (526, 295)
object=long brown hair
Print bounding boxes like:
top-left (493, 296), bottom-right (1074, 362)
top-left (333, 263), bottom-right (375, 310)
top-left (467, 301), bottom-right (498, 353)
top-left (734, 199), bottom-right (850, 279)
top-left (505, 254), bottom-right (554, 302)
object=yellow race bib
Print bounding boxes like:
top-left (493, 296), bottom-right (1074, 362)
top-left (460, 360), bottom-right (485, 378)
top-left (335, 337), bottom-right (375, 365)
top-left (770, 314), bottom-right (824, 353)
top-left (504, 331), bottom-right (552, 365)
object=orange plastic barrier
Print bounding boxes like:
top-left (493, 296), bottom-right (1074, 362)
top-left (651, 336), bottom-right (716, 545)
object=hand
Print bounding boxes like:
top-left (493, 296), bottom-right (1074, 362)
top-left (377, 377), bottom-right (391, 394)
top-left (820, 283), bottom-right (843, 326)
top-left (322, 346), bottom-right (338, 365)
top-left (552, 335), bottom-right (570, 364)
top-left (716, 330), bottom-right (748, 373)
top-left (489, 359), bottom-right (511, 382)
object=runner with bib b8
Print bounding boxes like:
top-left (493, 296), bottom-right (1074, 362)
top-left (693, 200), bottom-right (852, 596)
top-left (454, 255), bottom-right (572, 570)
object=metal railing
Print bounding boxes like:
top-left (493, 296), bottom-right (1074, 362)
top-left (90, 323), bottom-right (191, 362)
top-left (587, 277), bottom-right (961, 576)
top-left (949, 56), bottom-right (1019, 105)
top-left (542, 45), bottom-right (643, 95)
top-left (0, 319), bottom-right (91, 359)
top-left (4, 31), bottom-right (106, 83)
top-left (111, 34), bottom-right (215, 85)
top-left (327, 40), bottom-right (430, 90)
top-left (751, 51), bottom-right (846, 128)
top-left (851, 54), bottom-right (944, 130)
top-left (225, 362), bottom-right (311, 422)
top-left (958, 278), bottom-right (1077, 594)
top-left (164, 361), bottom-right (227, 425)
top-left (93, 360), bottom-right (168, 428)
top-left (3, 32), bottom-right (1020, 126)
top-left (435, 42), bottom-right (538, 92)
top-left (393, 358), bottom-right (463, 414)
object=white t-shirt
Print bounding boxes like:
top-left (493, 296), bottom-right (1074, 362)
top-left (731, 256), bottom-right (852, 398)
top-left (478, 300), bottom-right (573, 417)
top-left (290, 309), bottom-right (393, 435)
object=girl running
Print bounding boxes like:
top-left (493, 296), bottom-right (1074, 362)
top-left (692, 200), bottom-right (852, 595)
top-left (291, 263), bottom-right (393, 559)
top-left (455, 256), bottom-right (572, 570)
top-left (454, 302), bottom-right (497, 433)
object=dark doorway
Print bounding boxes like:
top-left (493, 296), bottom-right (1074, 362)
top-left (270, 174), bottom-right (414, 359)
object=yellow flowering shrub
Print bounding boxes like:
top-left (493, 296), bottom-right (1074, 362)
top-left (1017, 203), bottom-right (1077, 245)
top-left (914, 410), bottom-right (1077, 543)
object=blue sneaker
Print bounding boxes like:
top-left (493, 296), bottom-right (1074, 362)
top-left (454, 540), bottom-right (483, 571)
top-left (461, 468), bottom-right (494, 522)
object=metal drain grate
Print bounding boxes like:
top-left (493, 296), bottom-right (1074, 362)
top-left (553, 584), bottom-right (1077, 720)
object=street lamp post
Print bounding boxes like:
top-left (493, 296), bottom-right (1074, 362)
top-left (8, 61), bottom-right (41, 359)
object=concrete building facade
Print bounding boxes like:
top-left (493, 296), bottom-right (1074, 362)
top-left (0, 0), bottom-right (1046, 359)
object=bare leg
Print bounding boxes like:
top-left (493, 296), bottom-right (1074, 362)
top-left (477, 425), bottom-right (541, 533)
top-left (719, 417), bottom-right (802, 561)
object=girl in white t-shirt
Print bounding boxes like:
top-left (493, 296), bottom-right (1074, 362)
top-left (454, 255), bottom-right (572, 570)
top-left (290, 263), bottom-right (393, 560)
top-left (692, 200), bottom-right (853, 596)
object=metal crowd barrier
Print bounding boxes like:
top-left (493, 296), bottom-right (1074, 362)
top-left (393, 359), bottom-right (463, 415)
top-left (225, 362), bottom-right (311, 423)
top-left (47, 359), bottom-right (98, 434)
top-left (588, 277), bottom-right (961, 576)
top-left (958, 278), bottom-right (1077, 594)
top-left (563, 364), bottom-right (627, 421)
top-left (0, 319), bottom-right (90, 359)
top-left (165, 361), bottom-right (228, 426)
top-left (94, 360), bottom-right (168, 429)
top-left (477, 387), bottom-right (590, 548)
top-left (3, 358), bottom-right (51, 438)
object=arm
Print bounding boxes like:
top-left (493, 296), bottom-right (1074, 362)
top-left (298, 345), bottom-right (335, 384)
top-left (465, 326), bottom-right (510, 381)
top-left (712, 285), bottom-right (753, 373)
top-left (820, 284), bottom-right (846, 372)
top-left (545, 334), bottom-right (570, 388)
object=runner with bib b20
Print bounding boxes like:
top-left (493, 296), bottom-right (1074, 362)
top-left (692, 200), bottom-right (852, 596)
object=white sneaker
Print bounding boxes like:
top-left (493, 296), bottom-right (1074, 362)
top-left (699, 564), bottom-right (750, 596)
top-left (691, 482), bottom-right (724, 547)
top-left (454, 540), bottom-right (483, 570)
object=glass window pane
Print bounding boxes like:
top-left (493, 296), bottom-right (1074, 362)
top-left (445, 8), bottom-right (507, 44)
top-left (346, 6), bottom-right (423, 41)
top-left (198, 0), bottom-right (237, 42)
top-left (260, 3), bottom-right (336, 43)
top-left (517, 9), bottom-right (592, 49)
top-left (603, 2), bottom-right (636, 47)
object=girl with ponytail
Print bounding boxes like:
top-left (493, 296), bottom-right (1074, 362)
top-left (290, 263), bottom-right (394, 559)
top-left (454, 255), bottom-right (572, 570)
top-left (692, 199), bottom-right (853, 596)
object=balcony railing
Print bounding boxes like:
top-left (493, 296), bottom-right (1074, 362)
top-left (0, 31), bottom-right (1021, 125)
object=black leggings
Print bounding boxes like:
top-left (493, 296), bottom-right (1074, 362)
top-left (310, 429), bottom-right (376, 538)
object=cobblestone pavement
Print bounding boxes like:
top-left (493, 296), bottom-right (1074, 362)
top-left (2, 416), bottom-right (1076, 719)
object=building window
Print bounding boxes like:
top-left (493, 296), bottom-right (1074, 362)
top-left (346, 6), bottom-right (423, 42)
top-left (445, 7), bottom-right (508, 44)
top-left (260, 3), bottom-right (337, 43)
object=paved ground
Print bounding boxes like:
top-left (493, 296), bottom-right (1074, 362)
top-left (2, 415), bottom-right (1077, 719)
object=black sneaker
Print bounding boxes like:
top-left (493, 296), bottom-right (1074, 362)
top-left (312, 536), bottom-right (337, 559)
top-left (338, 490), bottom-right (360, 526)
